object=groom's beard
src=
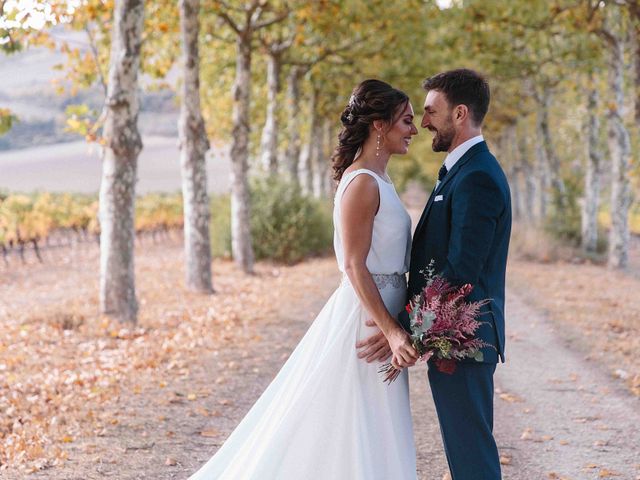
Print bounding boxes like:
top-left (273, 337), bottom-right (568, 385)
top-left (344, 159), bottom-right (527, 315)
top-left (429, 122), bottom-right (455, 152)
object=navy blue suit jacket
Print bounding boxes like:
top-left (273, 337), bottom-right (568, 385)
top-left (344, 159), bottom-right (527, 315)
top-left (407, 141), bottom-right (511, 363)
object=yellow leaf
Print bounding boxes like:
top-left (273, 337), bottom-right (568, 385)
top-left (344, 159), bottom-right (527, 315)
top-left (499, 392), bottom-right (524, 403)
top-left (520, 428), bottom-right (533, 440)
top-left (598, 469), bottom-right (620, 478)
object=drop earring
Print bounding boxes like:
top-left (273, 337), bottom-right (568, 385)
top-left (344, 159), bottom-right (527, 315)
top-left (376, 132), bottom-right (381, 158)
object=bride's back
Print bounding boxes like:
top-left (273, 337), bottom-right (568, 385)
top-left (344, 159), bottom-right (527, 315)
top-left (333, 168), bottom-right (411, 276)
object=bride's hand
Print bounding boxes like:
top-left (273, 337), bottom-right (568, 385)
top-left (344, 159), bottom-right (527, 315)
top-left (387, 327), bottom-right (418, 368)
top-left (355, 319), bottom-right (392, 363)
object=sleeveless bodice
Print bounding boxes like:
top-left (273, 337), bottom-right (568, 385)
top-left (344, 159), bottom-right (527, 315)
top-left (333, 169), bottom-right (411, 275)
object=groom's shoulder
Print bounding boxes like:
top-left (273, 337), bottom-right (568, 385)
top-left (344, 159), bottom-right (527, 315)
top-left (459, 150), bottom-right (509, 193)
top-left (475, 147), bottom-right (507, 179)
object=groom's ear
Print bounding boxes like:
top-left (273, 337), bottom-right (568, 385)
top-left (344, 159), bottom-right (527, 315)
top-left (453, 104), bottom-right (470, 125)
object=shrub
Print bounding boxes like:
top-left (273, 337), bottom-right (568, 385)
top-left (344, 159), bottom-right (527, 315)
top-left (209, 178), bottom-right (333, 264)
top-left (249, 177), bottom-right (333, 264)
top-left (210, 194), bottom-right (232, 259)
top-left (544, 176), bottom-right (582, 246)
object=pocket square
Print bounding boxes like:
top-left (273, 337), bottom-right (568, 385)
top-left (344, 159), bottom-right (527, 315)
top-left (434, 195), bottom-right (443, 202)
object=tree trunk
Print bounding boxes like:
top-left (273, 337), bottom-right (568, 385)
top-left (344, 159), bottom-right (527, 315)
top-left (581, 78), bottom-right (602, 254)
top-left (636, 28), bottom-right (640, 124)
top-left (536, 90), bottom-right (566, 205)
top-left (633, 15), bottom-right (640, 124)
top-left (606, 11), bottom-right (633, 269)
top-left (311, 112), bottom-right (326, 199)
top-left (314, 118), bottom-right (331, 198)
top-left (230, 36), bottom-right (255, 273)
top-left (323, 118), bottom-right (338, 198)
top-left (178, 0), bottom-right (212, 292)
top-left (300, 86), bottom-right (318, 195)
top-left (259, 51), bottom-right (281, 175)
top-left (285, 66), bottom-right (304, 183)
top-left (504, 126), bottom-right (522, 221)
top-left (99, 0), bottom-right (144, 324)
top-left (515, 123), bottom-right (536, 224)
top-left (534, 102), bottom-right (551, 220)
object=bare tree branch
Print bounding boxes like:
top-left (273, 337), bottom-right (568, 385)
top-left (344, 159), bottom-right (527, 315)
top-left (254, 10), bottom-right (289, 30)
top-left (218, 11), bottom-right (241, 35)
top-left (84, 24), bottom-right (107, 96)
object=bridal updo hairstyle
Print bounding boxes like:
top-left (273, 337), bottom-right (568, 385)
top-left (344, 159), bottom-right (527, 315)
top-left (331, 79), bottom-right (409, 182)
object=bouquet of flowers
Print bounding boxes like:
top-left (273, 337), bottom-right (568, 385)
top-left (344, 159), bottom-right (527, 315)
top-left (380, 261), bottom-right (492, 383)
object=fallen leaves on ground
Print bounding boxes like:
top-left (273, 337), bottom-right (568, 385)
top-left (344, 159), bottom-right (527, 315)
top-left (598, 469), bottom-right (621, 477)
top-left (508, 259), bottom-right (640, 396)
top-left (0, 240), bottom-right (338, 474)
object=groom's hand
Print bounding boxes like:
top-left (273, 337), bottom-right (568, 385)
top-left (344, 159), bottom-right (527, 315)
top-left (387, 327), bottom-right (419, 368)
top-left (356, 319), bottom-right (392, 363)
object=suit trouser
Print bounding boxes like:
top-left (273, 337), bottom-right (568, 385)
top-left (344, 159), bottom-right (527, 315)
top-left (428, 362), bottom-right (501, 480)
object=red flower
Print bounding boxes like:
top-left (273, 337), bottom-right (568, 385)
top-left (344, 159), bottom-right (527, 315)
top-left (406, 304), bottom-right (412, 314)
top-left (460, 283), bottom-right (474, 297)
top-left (435, 358), bottom-right (457, 375)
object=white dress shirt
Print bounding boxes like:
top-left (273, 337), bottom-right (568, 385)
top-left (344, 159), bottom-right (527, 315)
top-left (444, 134), bottom-right (484, 171)
top-left (435, 134), bottom-right (484, 189)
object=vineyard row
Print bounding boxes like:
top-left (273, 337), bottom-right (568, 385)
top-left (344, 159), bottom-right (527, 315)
top-left (0, 192), bottom-right (185, 262)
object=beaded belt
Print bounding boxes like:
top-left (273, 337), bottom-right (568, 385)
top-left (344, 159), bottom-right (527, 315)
top-left (341, 272), bottom-right (406, 290)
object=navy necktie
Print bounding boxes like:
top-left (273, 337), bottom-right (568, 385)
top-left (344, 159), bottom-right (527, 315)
top-left (438, 164), bottom-right (448, 182)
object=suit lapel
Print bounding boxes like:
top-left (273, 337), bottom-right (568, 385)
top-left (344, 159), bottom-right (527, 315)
top-left (412, 142), bottom-right (489, 243)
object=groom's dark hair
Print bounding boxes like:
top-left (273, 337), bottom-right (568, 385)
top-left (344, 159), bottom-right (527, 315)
top-left (422, 69), bottom-right (490, 126)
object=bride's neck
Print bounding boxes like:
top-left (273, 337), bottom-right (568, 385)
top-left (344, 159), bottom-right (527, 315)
top-left (353, 156), bottom-right (389, 175)
top-left (352, 146), bottom-right (390, 176)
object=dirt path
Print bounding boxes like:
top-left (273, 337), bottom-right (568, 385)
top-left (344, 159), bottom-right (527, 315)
top-left (72, 270), bottom-right (639, 480)
top-left (492, 292), bottom-right (640, 480)
top-left (3, 233), bottom-right (638, 478)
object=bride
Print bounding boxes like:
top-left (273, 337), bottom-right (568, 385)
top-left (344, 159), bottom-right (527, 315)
top-left (189, 79), bottom-right (420, 480)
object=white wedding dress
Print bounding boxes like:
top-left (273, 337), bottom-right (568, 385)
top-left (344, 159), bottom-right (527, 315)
top-left (189, 169), bottom-right (417, 480)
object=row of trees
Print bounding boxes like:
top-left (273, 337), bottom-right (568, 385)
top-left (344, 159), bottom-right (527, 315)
top-left (1, 0), bottom-right (385, 323)
top-left (2, 0), bottom-right (638, 324)
top-left (463, 0), bottom-right (639, 269)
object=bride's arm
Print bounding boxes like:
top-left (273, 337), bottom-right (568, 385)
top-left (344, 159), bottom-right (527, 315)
top-left (341, 175), bottom-right (417, 368)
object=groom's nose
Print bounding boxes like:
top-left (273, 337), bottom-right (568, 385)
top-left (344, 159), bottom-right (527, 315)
top-left (421, 113), bottom-right (430, 129)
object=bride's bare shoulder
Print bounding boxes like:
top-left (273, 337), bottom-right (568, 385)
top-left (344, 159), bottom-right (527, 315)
top-left (339, 171), bottom-right (379, 213)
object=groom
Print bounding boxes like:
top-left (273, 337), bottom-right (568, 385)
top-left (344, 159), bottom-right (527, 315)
top-left (358, 69), bottom-right (511, 479)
